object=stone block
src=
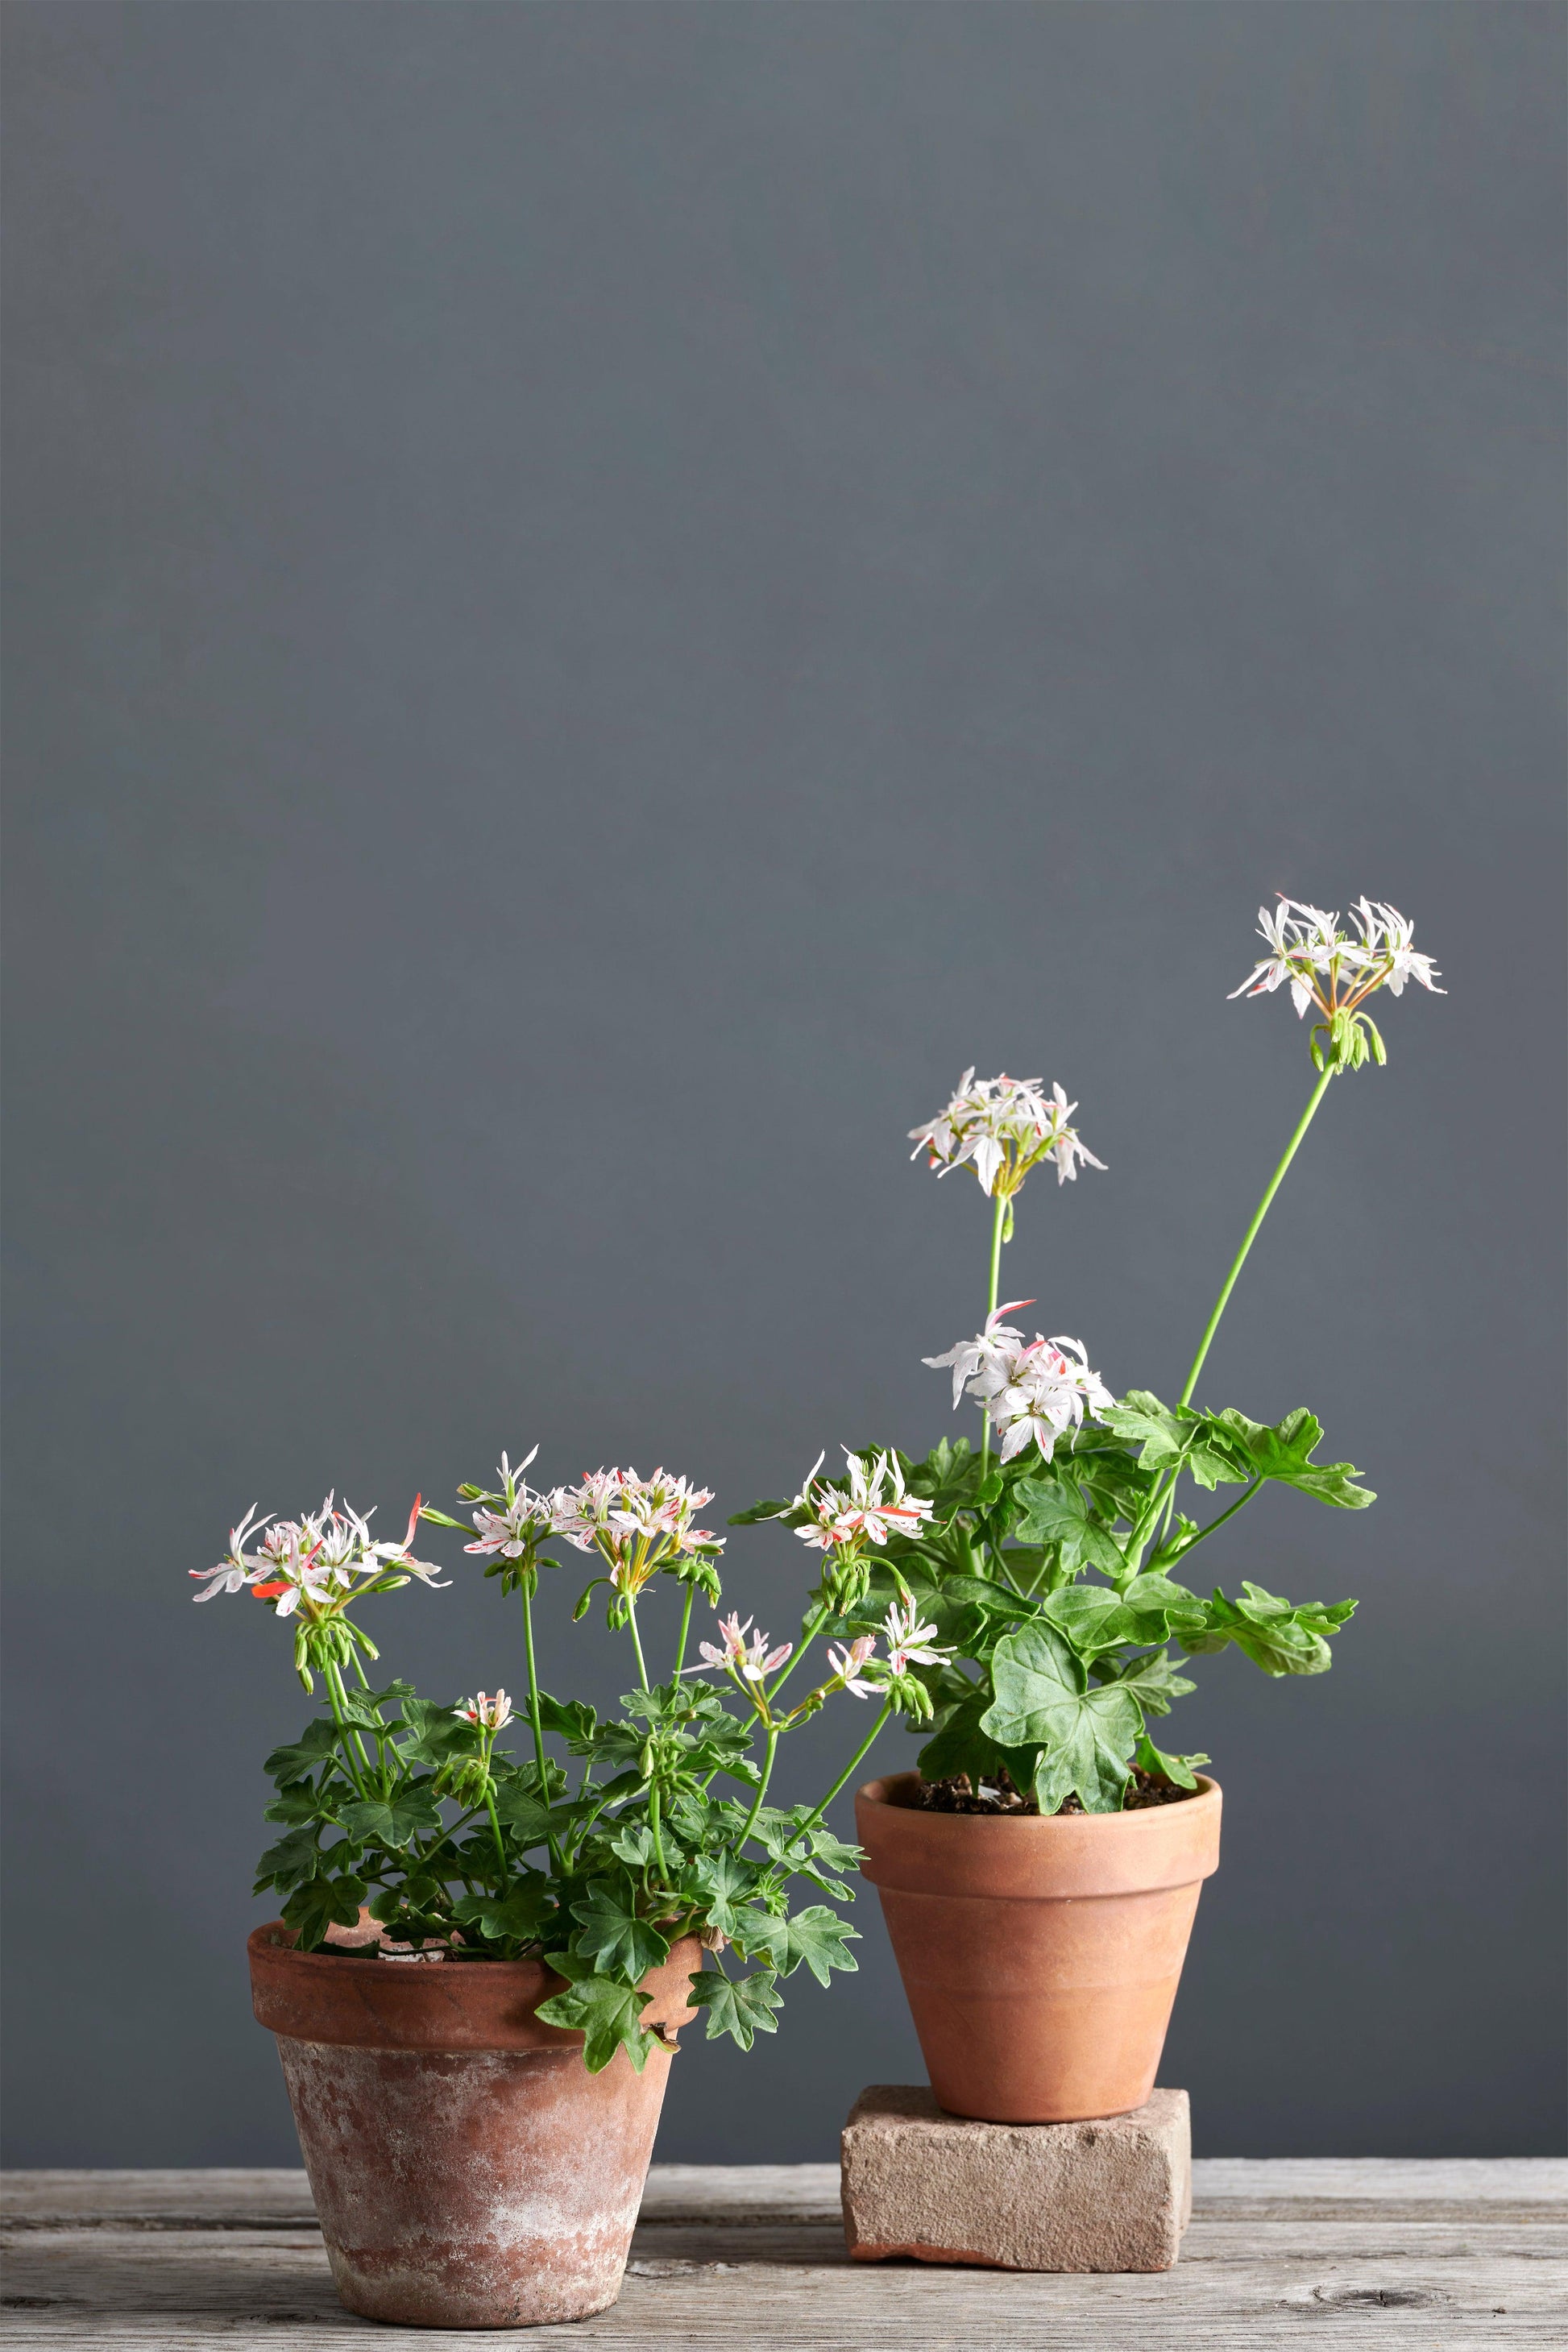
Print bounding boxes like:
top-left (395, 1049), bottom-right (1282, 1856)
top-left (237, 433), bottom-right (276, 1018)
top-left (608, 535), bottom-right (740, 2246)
top-left (840, 2084), bottom-right (1191, 2272)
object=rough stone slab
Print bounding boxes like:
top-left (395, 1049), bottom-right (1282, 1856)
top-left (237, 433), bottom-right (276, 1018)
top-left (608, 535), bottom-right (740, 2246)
top-left (840, 2084), bottom-right (1191, 2271)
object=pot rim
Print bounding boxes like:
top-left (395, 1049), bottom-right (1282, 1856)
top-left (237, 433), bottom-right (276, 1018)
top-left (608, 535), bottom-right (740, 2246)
top-left (248, 1921), bottom-right (556, 1978)
top-left (857, 1767), bottom-right (1222, 1827)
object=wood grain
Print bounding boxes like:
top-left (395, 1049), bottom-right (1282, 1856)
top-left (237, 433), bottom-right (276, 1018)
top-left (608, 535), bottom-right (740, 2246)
top-left (3, 2163), bottom-right (1562, 2347)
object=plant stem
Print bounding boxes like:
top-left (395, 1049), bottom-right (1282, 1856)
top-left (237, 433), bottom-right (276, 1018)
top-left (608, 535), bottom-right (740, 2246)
top-left (323, 1660), bottom-right (373, 1796)
top-left (673, 1582), bottom-right (696, 1678)
top-left (1179, 1064), bottom-right (1335, 1408)
top-left (519, 1581), bottom-right (562, 1874)
top-left (979, 1188), bottom-right (1008, 1469)
top-left (626, 1594), bottom-right (652, 1692)
top-left (786, 1699), bottom-right (894, 1848)
top-left (739, 1726), bottom-right (781, 1847)
top-left (765, 1602), bottom-right (826, 1702)
top-left (1160, 1477), bottom-right (1263, 1567)
top-left (483, 1785), bottom-right (508, 1880)
top-left (648, 1782), bottom-right (670, 1881)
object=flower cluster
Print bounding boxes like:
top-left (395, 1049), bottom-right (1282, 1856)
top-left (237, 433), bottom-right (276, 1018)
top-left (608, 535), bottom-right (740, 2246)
top-left (909, 1070), bottom-right (1105, 1199)
top-left (925, 1308), bottom-right (1114, 1464)
top-left (1230, 896), bottom-right (1444, 1020)
top-left (463, 1448), bottom-right (558, 1561)
top-left (787, 1449), bottom-right (936, 1553)
top-left (551, 1466), bottom-right (725, 1595)
top-left (191, 1495), bottom-right (446, 1618)
top-left (695, 1603), bottom-right (953, 1717)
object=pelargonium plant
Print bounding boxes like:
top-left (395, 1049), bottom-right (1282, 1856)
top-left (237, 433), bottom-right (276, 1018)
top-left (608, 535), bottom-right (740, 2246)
top-left (734, 896), bottom-right (1443, 1815)
top-left (197, 1458), bottom-right (940, 2071)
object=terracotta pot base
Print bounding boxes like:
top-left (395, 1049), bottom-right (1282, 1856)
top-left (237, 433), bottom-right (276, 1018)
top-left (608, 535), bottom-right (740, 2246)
top-left (856, 1773), bottom-right (1222, 2124)
top-left (251, 1925), bottom-right (699, 2327)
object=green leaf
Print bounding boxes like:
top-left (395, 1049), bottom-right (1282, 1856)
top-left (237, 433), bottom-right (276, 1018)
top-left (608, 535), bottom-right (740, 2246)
top-left (1134, 1732), bottom-right (1209, 1790)
top-left (1100, 1647), bottom-right (1197, 1718)
top-left (980, 1624), bottom-right (1142, 1813)
top-left (451, 1879), bottom-right (554, 1946)
top-left (1183, 1582), bottom-right (1358, 1675)
top-left (396, 1699), bottom-right (479, 1768)
top-left (254, 1826), bottom-right (325, 1896)
top-left (263, 1719), bottom-right (340, 1786)
top-left (1100, 1393), bottom-right (1247, 1491)
top-left (687, 1966), bottom-right (782, 2049)
top-left (569, 1876), bottom-right (672, 1980)
top-left (337, 1787), bottom-right (443, 1850)
top-left (686, 1851), bottom-right (760, 1939)
top-left (492, 1784), bottom-right (577, 1849)
top-left (608, 1823), bottom-right (657, 1870)
top-left (916, 1686), bottom-right (1001, 1782)
top-left (537, 1693), bottom-right (597, 1746)
top-left (280, 1873), bottom-right (367, 1949)
top-left (536, 1953), bottom-right (657, 2073)
top-left (726, 1498), bottom-right (789, 1526)
top-left (263, 1785), bottom-right (328, 1826)
top-left (1207, 1408), bottom-right (1375, 1509)
top-left (736, 1904), bottom-right (859, 1986)
top-left (1012, 1478), bottom-right (1126, 1577)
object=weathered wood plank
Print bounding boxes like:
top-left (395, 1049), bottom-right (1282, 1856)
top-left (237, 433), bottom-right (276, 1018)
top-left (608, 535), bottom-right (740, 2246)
top-left (3, 2165), bottom-right (1562, 2350)
top-left (2, 2217), bottom-right (1563, 2348)
top-left (5, 2159), bottom-right (1564, 2229)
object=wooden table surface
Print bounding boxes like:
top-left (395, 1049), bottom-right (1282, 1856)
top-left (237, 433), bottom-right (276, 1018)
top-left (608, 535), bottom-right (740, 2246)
top-left (3, 2161), bottom-right (1565, 2348)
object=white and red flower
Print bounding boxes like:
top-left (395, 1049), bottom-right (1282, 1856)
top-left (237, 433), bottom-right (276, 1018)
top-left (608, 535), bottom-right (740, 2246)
top-left (456, 1690), bottom-right (514, 1732)
top-left (909, 1071), bottom-right (1104, 1197)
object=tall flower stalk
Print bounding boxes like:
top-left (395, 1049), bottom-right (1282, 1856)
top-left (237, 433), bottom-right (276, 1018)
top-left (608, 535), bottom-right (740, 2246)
top-left (737, 891), bottom-right (1442, 1819)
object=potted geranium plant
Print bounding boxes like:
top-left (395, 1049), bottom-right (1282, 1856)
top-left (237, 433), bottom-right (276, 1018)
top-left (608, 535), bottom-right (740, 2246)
top-left (197, 1457), bottom-right (932, 2326)
top-left (733, 897), bottom-right (1443, 2125)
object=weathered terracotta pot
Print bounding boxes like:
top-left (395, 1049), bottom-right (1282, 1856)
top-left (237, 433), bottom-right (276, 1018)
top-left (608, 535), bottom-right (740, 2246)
top-left (249, 1924), bottom-right (699, 2327)
top-left (855, 1771), bottom-right (1222, 2124)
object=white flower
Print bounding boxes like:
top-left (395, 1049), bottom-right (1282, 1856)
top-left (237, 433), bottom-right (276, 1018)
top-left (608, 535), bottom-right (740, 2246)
top-left (550, 1468), bottom-right (724, 1577)
top-left (1349, 900), bottom-right (1445, 998)
top-left (739, 1628), bottom-right (792, 1681)
top-left (189, 1506), bottom-right (268, 1602)
top-left (828, 1634), bottom-right (878, 1697)
top-left (696, 1612), bottom-right (790, 1682)
top-left (923, 1301), bottom-right (1033, 1409)
top-left (928, 1317), bottom-right (1113, 1464)
top-left (1230, 894), bottom-right (1442, 1021)
top-left (698, 1612), bottom-right (753, 1670)
top-left (909, 1072), bottom-right (1105, 1197)
top-left (457, 1690), bottom-right (513, 1732)
top-left (466, 1456), bottom-right (556, 1560)
top-left (209, 1494), bottom-right (447, 1619)
top-left (882, 1601), bottom-right (953, 1676)
top-left (792, 1449), bottom-right (936, 1552)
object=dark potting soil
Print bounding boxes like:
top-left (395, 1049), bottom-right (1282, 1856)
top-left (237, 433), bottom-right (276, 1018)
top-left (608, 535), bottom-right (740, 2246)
top-left (911, 1765), bottom-right (1199, 1816)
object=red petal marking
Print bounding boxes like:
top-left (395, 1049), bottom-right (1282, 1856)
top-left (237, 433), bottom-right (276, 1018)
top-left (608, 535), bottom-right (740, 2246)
top-left (251, 1581), bottom-right (290, 1599)
top-left (404, 1495), bottom-right (423, 1548)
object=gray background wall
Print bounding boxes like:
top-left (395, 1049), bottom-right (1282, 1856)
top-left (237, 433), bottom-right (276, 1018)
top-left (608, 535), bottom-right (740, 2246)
top-left (4, 0), bottom-right (1563, 2166)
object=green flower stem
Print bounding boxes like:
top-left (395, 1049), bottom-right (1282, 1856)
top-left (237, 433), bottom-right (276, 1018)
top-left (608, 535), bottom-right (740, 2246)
top-left (323, 1660), bottom-right (373, 1798)
top-left (519, 1580), bottom-right (562, 1875)
top-left (647, 1782), bottom-right (670, 1882)
top-left (626, 1594), bottom-right (653, 1692)
top-left (1163, 1477), bottom-right (1263, 1566)
top-left (979, 1188), bottom-right (1008, 1469)
top-left (673, 1582), bottom-right (696, 1678)
top-left (738, 1726), bottom-right (781, 1848)
top-left (1179, 1064), bottom-right (1335, 1409)
top-left (765, 1603), bottom-right (827, 1703)
top-left (786, 1697), bottom-right (894, 1848)
top-left (347, 1649), bottom-right (392, 1790)
top-left (482, 1784), bottom-right (509, 1881)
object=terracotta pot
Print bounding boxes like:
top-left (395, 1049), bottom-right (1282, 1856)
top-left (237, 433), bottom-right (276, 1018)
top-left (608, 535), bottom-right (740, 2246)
top-left (249, 1923), bottom-right (699, 2327)
top-left (855, 1771), bottom-right (1222, 2124)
